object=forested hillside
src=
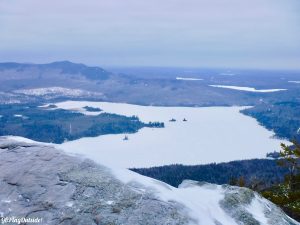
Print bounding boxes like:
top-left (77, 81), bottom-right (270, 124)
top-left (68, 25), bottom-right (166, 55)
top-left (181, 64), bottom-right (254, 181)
top-left (0, 104), bottom-right (164, 143)
top-left (242, 101), bottom-right (300, 141)
top-left (132, 159), bottom-right (287, 189)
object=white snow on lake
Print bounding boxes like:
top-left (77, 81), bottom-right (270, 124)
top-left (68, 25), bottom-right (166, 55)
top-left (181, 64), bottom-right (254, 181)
top-left (176, 77), bottom-right (203, 81)
top-left (289, 81), bottom-right (300, 84)
top-left (219, 72), bottom-right (236, 76)
top-left (210, 85), bottom-right (286, 93)
top-left (53, 101), bottom-right (288, 168)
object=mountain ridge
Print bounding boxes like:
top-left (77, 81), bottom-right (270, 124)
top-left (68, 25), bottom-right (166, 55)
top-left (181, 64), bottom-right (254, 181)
top-left (0, 60), bottom-right (111, 81)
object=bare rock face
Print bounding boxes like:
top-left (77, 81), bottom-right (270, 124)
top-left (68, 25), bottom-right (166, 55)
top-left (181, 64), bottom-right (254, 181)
top-left (0, 138), bottom-right (190, 225)
top-left (0, 138), bottom-right (299, 225)
top-left (219, 185), bottom-right (292, 225)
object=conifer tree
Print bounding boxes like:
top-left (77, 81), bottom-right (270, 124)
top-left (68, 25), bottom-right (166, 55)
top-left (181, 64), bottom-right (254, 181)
top-left (278, 140), bottom-right (300, 191)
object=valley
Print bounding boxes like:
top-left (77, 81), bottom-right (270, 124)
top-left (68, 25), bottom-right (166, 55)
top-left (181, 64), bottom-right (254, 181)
top-left (1, 61), bottom-right (300, 223)
top-left (2, 0), bottom-right (300, 223)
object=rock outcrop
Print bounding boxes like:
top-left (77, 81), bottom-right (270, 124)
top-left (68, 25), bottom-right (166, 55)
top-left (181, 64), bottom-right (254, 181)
top-left (0, 138), bottom-right (298, 225)
top-left (0, 138), bottom-right (190, 225)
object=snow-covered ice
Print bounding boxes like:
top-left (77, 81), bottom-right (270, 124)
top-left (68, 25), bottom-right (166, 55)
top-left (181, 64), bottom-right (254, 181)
top-left (176, 77), bottom-right (203, 81)
top-left (53, 101), bottom-right (288, 168)
top-left (210, 85), bottom-right (286, 92)
top-left (13, 114), bottom-right (23, 117)
top-left (219, 72), bottom-right (236, 76)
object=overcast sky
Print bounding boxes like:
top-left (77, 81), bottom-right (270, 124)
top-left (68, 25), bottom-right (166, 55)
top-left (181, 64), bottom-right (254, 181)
top-left (0, 0), bottom-right (299, 69)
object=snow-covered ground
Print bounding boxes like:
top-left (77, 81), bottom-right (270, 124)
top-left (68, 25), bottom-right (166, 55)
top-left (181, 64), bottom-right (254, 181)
top-left (176, 77), bottom-right (203, 81)
top-left (13, 114), bottom-right (23, 117)
top-left (14, 87), bottom-right (103, 97)
top-left (52, 101), bottom-right (288, 168)
top-left (113, 168), bottom-right (238, 225)
top-left (13, 114), bottom-right (28, 119)
top-left (113, 168), bottom-right (297, 225)
top-left (210, 85), bottom-right (287, 92)
top-left (219, 72), bottom-right (236, 76)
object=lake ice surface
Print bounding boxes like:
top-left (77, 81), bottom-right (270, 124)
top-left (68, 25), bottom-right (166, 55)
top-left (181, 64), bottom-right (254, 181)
top-left (54, 101), bottom-right (288, 168)
top-left (209, 85), bottom-right (286, 92)
top-left (176, 77), bottom-right (203, 81)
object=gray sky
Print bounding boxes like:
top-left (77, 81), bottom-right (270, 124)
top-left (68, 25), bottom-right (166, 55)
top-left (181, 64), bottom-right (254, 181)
top-left (0, 0), bottom-right (299, 69)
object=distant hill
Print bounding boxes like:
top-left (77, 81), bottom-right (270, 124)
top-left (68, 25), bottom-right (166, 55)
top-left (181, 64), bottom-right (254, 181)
top-left (0, 61), bottom-right (260, 106)
top-left (42, 61), bottom-right (111, 80)
top-left (0, 61), bottom-right (111, 80)
top-left (0, 61), bottom-right (111, 92)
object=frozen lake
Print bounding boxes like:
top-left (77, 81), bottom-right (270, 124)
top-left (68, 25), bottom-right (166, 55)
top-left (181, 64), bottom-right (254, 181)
top-left (54, 101), bottom-right (287, 168)
top-left (209, 85), bottom-right (286, 92)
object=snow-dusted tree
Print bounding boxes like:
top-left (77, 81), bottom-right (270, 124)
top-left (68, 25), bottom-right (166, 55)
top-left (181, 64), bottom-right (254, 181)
top-left (278, 140), bottom-right (300, 191)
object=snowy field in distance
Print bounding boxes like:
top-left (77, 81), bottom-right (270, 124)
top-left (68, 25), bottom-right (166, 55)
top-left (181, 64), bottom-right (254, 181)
top-left (176, 77), bottom-right (203, 81)
top-left (210, 85), bottom-right (286, 92)
top-left (54, 101), bottom-right (288, 168)
top-left (14, 87), bottom-right (104, 97)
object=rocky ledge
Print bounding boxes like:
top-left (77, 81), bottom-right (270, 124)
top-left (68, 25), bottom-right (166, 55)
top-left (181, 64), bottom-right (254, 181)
top-left (0, 137), bottom-right (298, 225)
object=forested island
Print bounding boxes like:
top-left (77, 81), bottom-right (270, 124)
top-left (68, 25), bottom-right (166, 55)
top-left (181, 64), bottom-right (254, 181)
top-left (0, 104), bottom-right (164, 143)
